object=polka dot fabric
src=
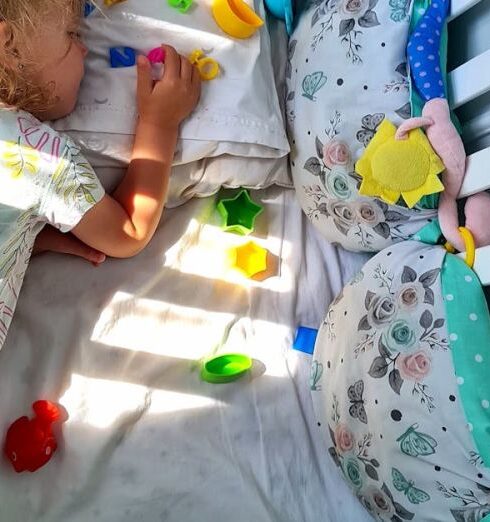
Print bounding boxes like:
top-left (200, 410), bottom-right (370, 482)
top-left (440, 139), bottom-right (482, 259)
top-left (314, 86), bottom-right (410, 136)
top-left (407, 0), bottom-right (449, 101)
top-left (311, 240), bottom-right (490, 520)
top-left (442, 254), bottom-right (490, 467)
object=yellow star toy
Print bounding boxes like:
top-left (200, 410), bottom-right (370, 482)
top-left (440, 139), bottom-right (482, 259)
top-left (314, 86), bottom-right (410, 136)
top-left (228, 242), bottom-right (268, 279)
top-left (355, 119), bottom-right (445, 208)
top-left (104, 0), bottom-right (126, 6)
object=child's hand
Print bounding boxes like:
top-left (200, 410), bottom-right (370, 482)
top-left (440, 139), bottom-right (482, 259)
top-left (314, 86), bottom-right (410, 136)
top-left (72, 46), bottom-right (200, 259)
top-left (136, 45), bottom-right (201, 131)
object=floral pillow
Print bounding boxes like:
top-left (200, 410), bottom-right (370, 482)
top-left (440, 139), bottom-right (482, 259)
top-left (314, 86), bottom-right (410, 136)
top-left (286, 0), bottom-right (438, 252)
top-left (310, 239), bottom-right (490, 520)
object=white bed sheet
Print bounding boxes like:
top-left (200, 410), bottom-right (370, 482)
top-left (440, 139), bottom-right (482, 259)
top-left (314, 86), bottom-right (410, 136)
top-left (0, 186), bottom-right (372, 522)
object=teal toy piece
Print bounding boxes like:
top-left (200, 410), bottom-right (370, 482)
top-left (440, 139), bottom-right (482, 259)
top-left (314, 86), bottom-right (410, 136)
top-left (110, 47), bottom-right (136, 68)
top-left (293, 326), bottom-right (318, 355)
top-left (168, 0), bottom-right (193, 12)
top-left (264, 0), bottom-right (293, 34)
top-left (200, 354), bottom-right (252, 384)
top-left (217, 189), bottom-right (263, 235)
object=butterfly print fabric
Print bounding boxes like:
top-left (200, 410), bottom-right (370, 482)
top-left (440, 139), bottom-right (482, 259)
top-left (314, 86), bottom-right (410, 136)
top-left (310, 240), bottom-right (490, 521)
top-left (286, 0), bottom-right (438, 252)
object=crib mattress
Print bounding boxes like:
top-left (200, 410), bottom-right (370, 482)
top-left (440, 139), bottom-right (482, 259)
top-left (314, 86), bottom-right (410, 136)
top-left (0, 186), bottom-right (372, 522)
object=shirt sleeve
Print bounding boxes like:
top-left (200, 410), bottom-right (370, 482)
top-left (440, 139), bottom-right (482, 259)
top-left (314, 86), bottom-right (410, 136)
top-left (38, 138), bottom-right (105, 233)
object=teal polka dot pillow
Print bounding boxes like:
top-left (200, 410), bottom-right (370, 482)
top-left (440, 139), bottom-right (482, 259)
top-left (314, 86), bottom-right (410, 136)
top-left (310, 239), bottom-right (490, 520)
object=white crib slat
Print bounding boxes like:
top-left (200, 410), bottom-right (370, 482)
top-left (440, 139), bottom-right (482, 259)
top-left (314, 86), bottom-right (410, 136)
top-left (458, 246), bottom-right (490, 285)
top-left (448, 49), bottom-right (490, 109)
top-left (458, 146), bottom-right (490, 198)
top-left (448, 0), bottom-right (483, 20)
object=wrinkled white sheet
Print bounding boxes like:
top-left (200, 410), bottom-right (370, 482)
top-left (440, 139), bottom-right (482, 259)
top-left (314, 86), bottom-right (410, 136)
top-left (0, 187), bottom-right (372, 522)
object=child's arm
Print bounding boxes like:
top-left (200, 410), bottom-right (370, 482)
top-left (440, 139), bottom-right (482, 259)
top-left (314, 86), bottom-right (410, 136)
top-left (71, 45), bottom-right (201, 258)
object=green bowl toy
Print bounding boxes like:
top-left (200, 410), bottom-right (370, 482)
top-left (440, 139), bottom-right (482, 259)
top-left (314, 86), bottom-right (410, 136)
top-left (200, 353), bottom-right (252, 384)
top-left (216, 190), bottom-right (263, 235)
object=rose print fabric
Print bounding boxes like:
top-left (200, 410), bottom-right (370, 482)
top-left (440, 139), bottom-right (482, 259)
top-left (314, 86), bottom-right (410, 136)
top-left (0, 108), bottom-right (105, 349)
top-left (286, 0), bottom-right (438, 252)
top-left (310, 240), bottom-right (490, 520)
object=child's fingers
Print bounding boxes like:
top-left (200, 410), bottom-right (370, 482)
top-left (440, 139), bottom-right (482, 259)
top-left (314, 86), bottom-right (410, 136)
top-left (180, 56), bottom-right (193, 81)
top-left (161, 45), bottom-right (180, 79)
top-left (192, 66), bottom-right (201, 99)
top-left (136, 55), bottom-right (153, 101)
top-left (192, 64), bottom-right (199, 82)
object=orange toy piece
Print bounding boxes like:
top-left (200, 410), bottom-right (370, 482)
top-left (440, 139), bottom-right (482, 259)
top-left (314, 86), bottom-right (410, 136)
top-left (229, 241), bottom-right (268, 278)
top-left (104, 0), bottom-right (126, 6)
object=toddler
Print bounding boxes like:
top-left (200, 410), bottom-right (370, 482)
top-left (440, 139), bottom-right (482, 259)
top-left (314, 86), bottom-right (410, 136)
top-left (0, 0), bottom-right (201, 347)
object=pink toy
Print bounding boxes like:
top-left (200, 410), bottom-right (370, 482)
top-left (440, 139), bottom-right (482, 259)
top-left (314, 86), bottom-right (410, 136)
top-left (396, 98), bottom-right (490, 251)
top-left (147, 47), bottom-right (166, 64)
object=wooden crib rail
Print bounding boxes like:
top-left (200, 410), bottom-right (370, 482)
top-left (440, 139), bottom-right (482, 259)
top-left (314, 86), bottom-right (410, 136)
top-left (448, 0), bottom-right (483, 20)
top-left (448, 49), bottom-right (490, 109)
top-left (458, 147), bottom-right (490, 198)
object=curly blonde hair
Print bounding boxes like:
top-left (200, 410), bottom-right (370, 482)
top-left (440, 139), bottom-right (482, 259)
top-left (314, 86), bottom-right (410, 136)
top-left (0, 0), bottom-right (84, 114)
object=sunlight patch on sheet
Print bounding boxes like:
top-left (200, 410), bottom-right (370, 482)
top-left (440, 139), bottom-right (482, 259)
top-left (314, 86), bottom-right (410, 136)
top-left (91, 291), bottom-right (235, 360)
top-left (209, 316), bottom-right (296, 378)
top-left (90, 291), bottom-right (295, 377)
top-left (120, 11), bottom-right (236, 51)
top-left (164, 218), bottom-right (292, 293)
top-left (60, 374), bottom-right (221, 429)
top-left (241, 319), bottom-right (298, 378)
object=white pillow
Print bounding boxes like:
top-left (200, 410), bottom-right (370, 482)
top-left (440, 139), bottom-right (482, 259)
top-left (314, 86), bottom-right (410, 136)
top-left (53, 0), bottom-right (290, 167)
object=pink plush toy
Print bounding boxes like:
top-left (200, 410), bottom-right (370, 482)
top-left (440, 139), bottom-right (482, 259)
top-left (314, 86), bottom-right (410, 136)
top-left (397, 99), bottom-right (490, 251)
top-left (395, 0), bottom-right (490, 251)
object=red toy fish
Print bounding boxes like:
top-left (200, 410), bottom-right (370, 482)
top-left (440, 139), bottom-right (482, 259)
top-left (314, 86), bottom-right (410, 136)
top-left (4, 400), bottom-right (67, 473)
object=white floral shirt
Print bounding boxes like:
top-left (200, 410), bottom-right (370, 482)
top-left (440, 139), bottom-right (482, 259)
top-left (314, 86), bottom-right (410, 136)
top-left (0, 108), bottom-right (105, 349)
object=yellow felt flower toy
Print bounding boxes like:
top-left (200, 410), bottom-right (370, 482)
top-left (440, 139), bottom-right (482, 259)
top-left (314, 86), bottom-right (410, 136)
top-left (355, 119), bottom-right (445, 208)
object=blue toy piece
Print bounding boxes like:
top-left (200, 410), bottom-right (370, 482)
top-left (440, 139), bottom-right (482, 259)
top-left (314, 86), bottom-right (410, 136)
top-left (109, 47), bottom-right (136, 68)
top-left (293, 326), bottom-right (318, 355)
top-left (407, 0), bottom-right (449, 101)
top-left (84, 1), bottom-right (96, 16)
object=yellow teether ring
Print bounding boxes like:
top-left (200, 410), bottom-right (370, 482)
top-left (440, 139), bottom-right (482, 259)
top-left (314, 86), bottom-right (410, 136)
top-left (189, 50), bottom-right (220, 81)
top-left (459, 227), bottom-right (476, 268)
top-left (445, 227), bottom-right (475, 268)
top-left (212, 0), bottom-right (264, 39)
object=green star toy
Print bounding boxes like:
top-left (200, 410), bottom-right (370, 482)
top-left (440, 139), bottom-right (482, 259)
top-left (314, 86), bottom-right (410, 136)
top-left (216, 189), bottom-right (263, 235)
